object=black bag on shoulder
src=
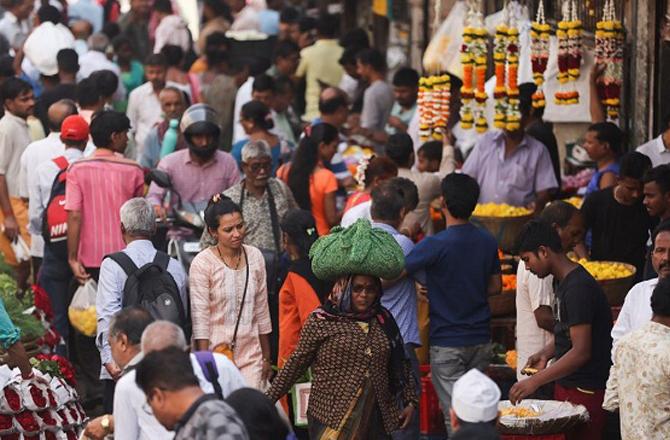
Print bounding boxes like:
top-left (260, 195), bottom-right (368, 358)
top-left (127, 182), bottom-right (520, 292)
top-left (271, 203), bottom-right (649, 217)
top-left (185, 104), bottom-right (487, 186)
top-left (107, 251), bottom-right (191, 338)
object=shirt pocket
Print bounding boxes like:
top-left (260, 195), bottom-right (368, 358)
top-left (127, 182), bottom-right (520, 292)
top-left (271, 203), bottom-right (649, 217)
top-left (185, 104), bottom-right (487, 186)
top-left (508, 162), bottom-right (533, 192)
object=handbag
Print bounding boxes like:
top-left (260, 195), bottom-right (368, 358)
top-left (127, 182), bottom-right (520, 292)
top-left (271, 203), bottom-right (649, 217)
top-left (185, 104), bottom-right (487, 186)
top-left (213, 247), bottom-right (249, 364)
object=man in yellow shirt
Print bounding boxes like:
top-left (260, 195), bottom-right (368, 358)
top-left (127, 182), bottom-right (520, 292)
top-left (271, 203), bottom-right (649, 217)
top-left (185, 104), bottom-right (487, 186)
top-left (295, 14), bottom-right (343, 121)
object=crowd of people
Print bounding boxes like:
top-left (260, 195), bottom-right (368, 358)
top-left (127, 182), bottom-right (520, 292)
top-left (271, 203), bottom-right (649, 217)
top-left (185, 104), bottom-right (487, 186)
top-left (0, 0), bottom-right (669, 439)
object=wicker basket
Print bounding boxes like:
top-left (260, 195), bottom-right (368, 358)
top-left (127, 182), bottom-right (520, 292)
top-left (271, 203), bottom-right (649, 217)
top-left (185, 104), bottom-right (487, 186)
top-left (596, 262), bottom-right (637, 306)
top-left (472, 214), bottom-right (533, 252)
top-left (489, 291), bottom-right (516, 317)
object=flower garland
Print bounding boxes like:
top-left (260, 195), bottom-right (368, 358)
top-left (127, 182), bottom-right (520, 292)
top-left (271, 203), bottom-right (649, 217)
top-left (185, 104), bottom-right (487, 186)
top-left (492, 2), bottom-right (521, 132)
top-left (418, 74), bottom-right (450, 142)
top-left (595, 0), bottom-right (624, 120)
top-left (555, 0), bottom-right (581, 105)
top-left (530, 0), bottom-right (550, 109)
top-left (460, 1), bottom-right (488, 133)
top-left (493, 24), bottom-right (508, 129)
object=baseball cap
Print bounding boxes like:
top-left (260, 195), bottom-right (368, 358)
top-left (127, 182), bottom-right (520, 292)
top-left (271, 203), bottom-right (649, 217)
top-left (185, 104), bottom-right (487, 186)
top-left (60, 115), bottom-right (89, 141)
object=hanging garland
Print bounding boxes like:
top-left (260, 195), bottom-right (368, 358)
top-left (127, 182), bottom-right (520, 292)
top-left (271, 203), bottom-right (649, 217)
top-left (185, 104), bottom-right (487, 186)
top-left (506, 23), bottom-right (521, 131)
top-left (418, 74), bottom-right (451, 142)
top-left (493, 23), bottom-right (508, 129)
top-left (492, 2), bottom-right (521, 132)
top-left (460, 1), bottom-right (488, 133)
top-left (555, 0), bottom-right (581, 105)
top-left (530, 0), bottom-right (550, 109)
top-left (595, 0), bottom-right (624, 120)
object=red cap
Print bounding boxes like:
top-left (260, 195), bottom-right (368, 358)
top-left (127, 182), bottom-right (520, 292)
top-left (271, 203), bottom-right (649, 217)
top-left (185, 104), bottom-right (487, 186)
top-left (60, 115), bottom-right (89, 141)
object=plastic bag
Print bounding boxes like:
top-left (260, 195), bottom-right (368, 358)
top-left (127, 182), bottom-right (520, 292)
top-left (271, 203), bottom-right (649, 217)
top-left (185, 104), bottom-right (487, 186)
top-left (10, 236), bottom-right (30, 263)
top-left (422, 0), bottom-right (467, 75)
top-left (67, 280), bottom-right (97, 337)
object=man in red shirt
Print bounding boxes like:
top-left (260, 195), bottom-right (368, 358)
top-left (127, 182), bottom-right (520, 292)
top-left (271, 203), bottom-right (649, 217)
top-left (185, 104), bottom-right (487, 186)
top-left (65, 110), bottom-right (144, 411)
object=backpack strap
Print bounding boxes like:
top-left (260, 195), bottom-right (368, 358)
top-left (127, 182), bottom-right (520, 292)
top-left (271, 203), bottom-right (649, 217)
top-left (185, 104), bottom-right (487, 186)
top-left (106, 252), bottom-right (139, 277)
top-left (153, 250), bottom-right (171, 271)
top-left (52, 156), bottom-right (69, 171)
top-left (194, 351), bottom-right (224, 399)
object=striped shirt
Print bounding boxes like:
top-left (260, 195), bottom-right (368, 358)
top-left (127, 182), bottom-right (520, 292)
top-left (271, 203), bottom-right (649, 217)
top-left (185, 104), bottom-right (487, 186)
top-left (64, 149), bottom-right (144, 268)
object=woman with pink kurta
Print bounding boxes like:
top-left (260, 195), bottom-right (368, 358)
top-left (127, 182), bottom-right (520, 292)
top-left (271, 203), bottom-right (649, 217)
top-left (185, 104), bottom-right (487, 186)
top-left (189, 193), bottom-right (273, 389)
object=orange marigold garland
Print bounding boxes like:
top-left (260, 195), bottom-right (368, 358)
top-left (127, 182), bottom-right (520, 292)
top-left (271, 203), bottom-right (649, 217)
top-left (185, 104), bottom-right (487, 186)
top-left (460, 2), bottom-right (488, 133)
top-left (530, 0), bottom-right (550, 109)
top-left (595, 0), bottom-right (623, 120)
top-left (418, 74), bottom-right (451, 142)
top-left (493, 24), bottom-right (508, 129)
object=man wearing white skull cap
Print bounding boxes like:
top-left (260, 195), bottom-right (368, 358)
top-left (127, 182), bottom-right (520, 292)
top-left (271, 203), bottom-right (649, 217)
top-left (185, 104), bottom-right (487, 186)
top-left (449, 369), bottom-right (501, 439)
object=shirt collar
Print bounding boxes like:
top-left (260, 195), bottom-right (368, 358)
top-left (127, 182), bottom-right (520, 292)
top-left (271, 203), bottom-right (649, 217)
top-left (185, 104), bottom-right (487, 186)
top-left (3, 11), bottom-right (17, 24)
top-left (493, 130), bottom-right (530, 159)
top-left (371, 222), bottom-right (399, 235)
top-left (126, 239), bottom-right (154, 251)
top-left (655, 135), bottom-right (670, 154)
top-left (3, 111), bottom-right (27, 126)
top-left (122, 351), bottom-right (144, 374)
top-left (174, 394), bottom-right (219, 435)
top-left (64, 148), bottom-right (84, 161)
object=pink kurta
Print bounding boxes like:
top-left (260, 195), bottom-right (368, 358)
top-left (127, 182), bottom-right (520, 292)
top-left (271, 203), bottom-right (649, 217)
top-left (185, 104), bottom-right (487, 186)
top-left (189, 244), bottom-right (272, 389)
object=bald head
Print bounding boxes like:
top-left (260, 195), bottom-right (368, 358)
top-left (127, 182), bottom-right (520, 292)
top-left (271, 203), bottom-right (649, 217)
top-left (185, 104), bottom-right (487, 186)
top-left (320, 86), bottom-right (345, 102)
top-left (140, 321), bottom-right (187, 354)
top-left (48, 99), bottom-right (78, 132)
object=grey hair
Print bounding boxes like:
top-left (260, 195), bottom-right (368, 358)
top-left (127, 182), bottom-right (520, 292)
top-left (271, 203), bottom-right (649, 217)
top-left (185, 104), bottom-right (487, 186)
top-left (241, 139), bottom-right (272, 163)
top-left (88, 32), bottom-right (110, 53)
top-left (141, 321), bottom-right (187, 353)
top-left (120, 198), bottom-right (156, 237)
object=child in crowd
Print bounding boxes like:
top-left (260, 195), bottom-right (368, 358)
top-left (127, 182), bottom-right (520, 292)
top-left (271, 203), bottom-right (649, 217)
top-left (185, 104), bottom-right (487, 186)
top-left (417, 141), bottom-right (442, 173)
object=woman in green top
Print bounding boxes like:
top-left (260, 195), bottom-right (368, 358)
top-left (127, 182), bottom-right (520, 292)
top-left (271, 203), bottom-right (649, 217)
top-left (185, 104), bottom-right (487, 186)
top-left (113, 35), bottom-right (145, 111)
top-left (0, 297), bottom-right (33, 379)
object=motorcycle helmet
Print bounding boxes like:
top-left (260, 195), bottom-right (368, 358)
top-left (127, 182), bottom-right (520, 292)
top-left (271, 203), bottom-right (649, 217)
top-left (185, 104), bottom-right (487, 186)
top-left (180, 103), bottom-right (221, 146)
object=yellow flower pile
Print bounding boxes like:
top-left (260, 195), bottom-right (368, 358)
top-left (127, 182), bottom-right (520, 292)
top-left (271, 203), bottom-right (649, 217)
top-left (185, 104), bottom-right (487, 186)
top-left (501, 406), bottom-right (541, 418)
top-left (564, 196), bottom-right (583, 208)
top-left (505, 350), bottom-right (517, 369)
top-left (473, 203), bottom-right (532, 217)
top-left (574, 259), bottom-right (634, 281)
top-left (68, 306), bottom-right (97, 337)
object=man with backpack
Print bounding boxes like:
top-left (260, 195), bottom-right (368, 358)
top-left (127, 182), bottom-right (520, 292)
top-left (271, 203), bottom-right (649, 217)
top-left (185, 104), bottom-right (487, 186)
top-left (29, 114), bottom-right (89, 355)
top-left (96, 197), bottom-right (188, 413)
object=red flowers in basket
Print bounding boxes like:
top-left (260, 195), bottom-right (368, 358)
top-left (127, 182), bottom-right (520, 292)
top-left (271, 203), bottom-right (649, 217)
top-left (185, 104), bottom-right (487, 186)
top-left (45, 432), bottom-right (57, 440)
top-left (34, 354), bottom-right (77, 386)
top-left (37, 410), bottom-right (57, 426)
top-left (3, 389), bottom-right (21, 412)
top-left (64, 430), bottom-right (77, 440)
top-left (15, 411), bottom-right (39, 432)
top-left (0, 433), bottom-right (19, 440)
top-left (0, 414), bottom-right (12, 430)
top-left (28, 386), bottom-right (47, 409)
top-left (31, 285), bottom-right (53, 320)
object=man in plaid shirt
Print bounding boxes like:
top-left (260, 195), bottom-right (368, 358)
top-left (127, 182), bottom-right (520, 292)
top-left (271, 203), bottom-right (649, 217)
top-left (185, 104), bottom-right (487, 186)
top-left (136, 347), bottom-right (249, 440)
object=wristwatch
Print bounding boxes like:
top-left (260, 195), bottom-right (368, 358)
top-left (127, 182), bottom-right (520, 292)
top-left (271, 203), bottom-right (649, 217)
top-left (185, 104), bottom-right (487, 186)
top-left (101, 415), bottom-right (111, 433)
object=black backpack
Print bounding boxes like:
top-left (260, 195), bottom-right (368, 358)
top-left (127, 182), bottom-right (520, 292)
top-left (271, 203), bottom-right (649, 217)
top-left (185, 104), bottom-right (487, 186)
top-left (107, 251), bottom-right (191, 338)
top-left (41, 156), bottom-right (69, 257)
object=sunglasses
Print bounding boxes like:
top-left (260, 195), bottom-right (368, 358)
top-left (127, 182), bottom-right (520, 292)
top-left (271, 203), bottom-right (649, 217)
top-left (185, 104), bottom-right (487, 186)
top-left (245, 161), bottom-right (272, 173)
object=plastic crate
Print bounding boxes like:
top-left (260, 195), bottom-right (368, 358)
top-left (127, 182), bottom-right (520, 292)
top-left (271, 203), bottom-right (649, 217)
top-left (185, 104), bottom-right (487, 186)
top-left (419, 365), bottom-right (447, 435)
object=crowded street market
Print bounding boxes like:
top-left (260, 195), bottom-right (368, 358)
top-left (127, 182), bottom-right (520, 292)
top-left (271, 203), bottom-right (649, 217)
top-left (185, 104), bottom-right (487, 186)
top-left (0, 0), bottom-right (667, 438)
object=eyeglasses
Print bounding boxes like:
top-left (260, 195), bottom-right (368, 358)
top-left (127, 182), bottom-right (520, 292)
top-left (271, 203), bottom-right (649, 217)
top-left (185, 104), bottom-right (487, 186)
top-left (245, 161), bottom-right (272, 173)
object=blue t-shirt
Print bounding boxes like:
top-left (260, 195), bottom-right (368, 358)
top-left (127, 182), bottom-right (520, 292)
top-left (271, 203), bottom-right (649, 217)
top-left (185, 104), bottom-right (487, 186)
top-left (405, 223), bottom-right (500, 347)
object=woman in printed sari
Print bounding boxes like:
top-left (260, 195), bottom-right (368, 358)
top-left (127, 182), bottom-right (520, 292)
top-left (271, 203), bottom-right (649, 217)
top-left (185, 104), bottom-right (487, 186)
top-left (267, 273), bottom-right (417, 439)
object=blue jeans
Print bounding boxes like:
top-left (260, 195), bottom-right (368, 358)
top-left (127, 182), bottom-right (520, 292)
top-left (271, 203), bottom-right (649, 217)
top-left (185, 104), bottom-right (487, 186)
top-left (37, 246), bottom-right (72, 356)
top-left (392, 343), bottom-right (421, 440)
top-left (430, 342), bottom-right (492, 436)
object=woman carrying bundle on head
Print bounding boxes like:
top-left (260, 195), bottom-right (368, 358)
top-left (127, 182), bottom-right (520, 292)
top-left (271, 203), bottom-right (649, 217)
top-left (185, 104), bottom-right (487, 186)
top-left (189, 194), bottom-right (273, 389)
top-left (267, 219), bottom-right (418, 439)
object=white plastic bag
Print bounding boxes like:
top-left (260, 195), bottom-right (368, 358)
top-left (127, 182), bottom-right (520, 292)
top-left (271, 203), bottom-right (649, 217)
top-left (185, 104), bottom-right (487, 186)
top-left (10, 236), bottom-right (30, 263)
top-left (67, 280), bottom-right (97, 337)
top-left (422, 0), bottom-right (467, 75)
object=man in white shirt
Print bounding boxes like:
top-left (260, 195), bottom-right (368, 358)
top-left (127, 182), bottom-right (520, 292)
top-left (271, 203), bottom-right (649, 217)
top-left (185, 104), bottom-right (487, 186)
top-left (636, 113), bottom-right (670, 167)
top-left (32, 115), bottom-right (90, 355)
top-left (0, 0), bottom-right (33, 49)
top-left (515, 201), bottom-right (584, 381)
top-left (85, 319), bottom-right (246, 439)
top-left (611, 222), bottom-right (670, 349)
top-left (127, 53), bottom-right (189, 159)
top-left (78, 32), bottom-right (126, 100)
top-left (20, 100), bottom-right (78, 265)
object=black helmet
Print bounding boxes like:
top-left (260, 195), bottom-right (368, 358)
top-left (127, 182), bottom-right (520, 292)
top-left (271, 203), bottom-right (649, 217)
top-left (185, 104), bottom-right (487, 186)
top-left (180, 104), bottom-right (221, 144)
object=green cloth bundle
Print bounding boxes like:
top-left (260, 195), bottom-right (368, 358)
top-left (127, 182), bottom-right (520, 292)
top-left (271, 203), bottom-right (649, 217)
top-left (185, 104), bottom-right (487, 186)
top-left (309, 219), bottom-right (405, 280)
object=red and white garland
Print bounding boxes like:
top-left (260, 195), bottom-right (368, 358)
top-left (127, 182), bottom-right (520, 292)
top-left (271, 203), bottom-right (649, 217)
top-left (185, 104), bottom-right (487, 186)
top-left (418, 74), bottom-right (451, 142)
top-left (595, 0), bottom-right (624, 120)
top-left (530, 0), bottom-right (550, 109)
top-left (555, 0), bottom-right (581, 105)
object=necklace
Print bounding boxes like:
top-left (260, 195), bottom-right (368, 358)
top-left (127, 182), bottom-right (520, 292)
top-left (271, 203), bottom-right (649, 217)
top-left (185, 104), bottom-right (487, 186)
top-left (217, 246), bottom-right (242, 269)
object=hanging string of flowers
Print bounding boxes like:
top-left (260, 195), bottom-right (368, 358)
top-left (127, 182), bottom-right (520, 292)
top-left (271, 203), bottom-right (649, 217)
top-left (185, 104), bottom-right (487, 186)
top-left (530, 0), bottom-right (550, 109)
top-left (460, 1), bottom-right (488, 133)
top-left (418, 74), bottom-right (450, 142)
top-left (555, 0), bottom-right (581, 105)
top-left (505, 20), bottom-right (521, 131)
top-left (492, 2), bottom-right (521, 132)
top-left (595, 0), bottom-right (624, 120)
top-left (493, 23), bottom-right (508, 129)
